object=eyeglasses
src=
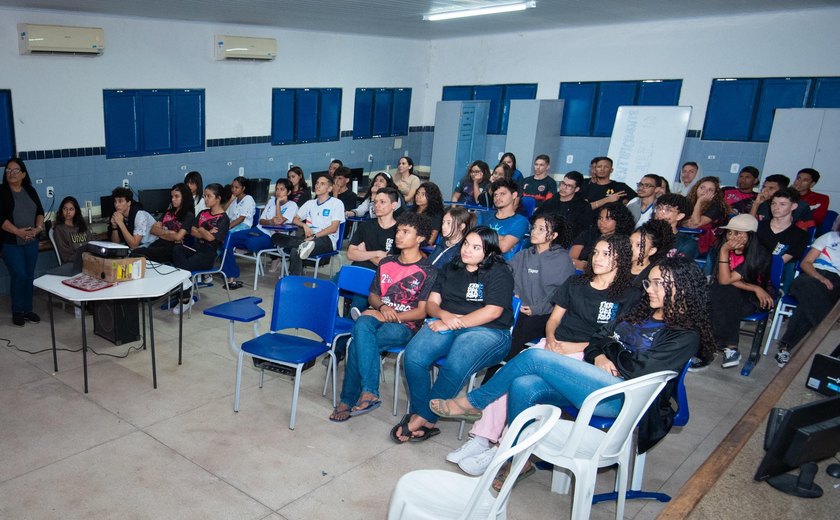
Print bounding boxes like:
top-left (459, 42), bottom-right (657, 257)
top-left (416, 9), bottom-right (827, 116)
top-left (637, 182), bottom-right (656, 189)
top-left (5, 168), bottom-right (22, 175)
top-left (559, 182), bottom-right (577, 189)
top-left (654, 205), bottom-right (677, 214)
top-left (642, 279), bottom-right (664, 290)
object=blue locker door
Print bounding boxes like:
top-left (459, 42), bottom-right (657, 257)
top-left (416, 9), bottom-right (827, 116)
top-left (810, 78), bottom-right (840, 108)
top-left (0, 90), bottom-right (15, 163)
top-left (103, 90), bottom-right (141, 158)
top-left (593, 81), bottom-right (637, 137)
top-left (353, 88), bottom-right (375, 139)
top-left (373, 89), bottom-right (394, 137)
top-left (559, 82), bottom-right (597, 136)
top-left (702, 79), bottom-right (760, 141)
top-left (296, 89), bottom-right (319, 143)
top-left (391, 88), bottom-right (411, 136)
top-left (318, 88), bottom-right (341, 142)
top-left (140, 91), bottom-right (172, 154)
top-left (271, 88), bottom-right (296, 145)
top-left (473, 85), bottom-right (504, 134)
top-left (637, 80), bottom-right (682, 106)
top-left (500, 84), bottom-right (537, 134)
top-left (171, 89), bottom-right (205, 152)
top-left (752, 78), bottom-right (810, 141)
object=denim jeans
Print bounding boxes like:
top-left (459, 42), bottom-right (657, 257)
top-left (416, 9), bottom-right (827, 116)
top-left (221, 229), bottom-right (274, 279)
top-left (272, 233), bottom-right (334, 275)
top-left (2, 240), bottom-right (39, 314)
top-left (339, 316), bottom-right (413, 406)
top-left (404, 324), bottom-right (511, 422)
top-left (467, 349), bottom-right (623, 423)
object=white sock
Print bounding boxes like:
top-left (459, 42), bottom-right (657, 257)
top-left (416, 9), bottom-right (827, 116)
top-left (472, 436), bottom-right (490, 448)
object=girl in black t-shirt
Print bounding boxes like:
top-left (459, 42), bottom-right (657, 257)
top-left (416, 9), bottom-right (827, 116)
top-left (629, 219), bottom-right (674, 287)
top-left (410, 181), bottom-right (444, 246)
top-left (392, 226), bottom-right (514, 443)
top-left (133, 183), bottom-right (195, 265)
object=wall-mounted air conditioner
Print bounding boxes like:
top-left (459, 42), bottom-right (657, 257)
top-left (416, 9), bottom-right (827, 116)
top-left (18, 23), bottom-right (104, 55)
top-left (214, 35), bottom-right (277, 61)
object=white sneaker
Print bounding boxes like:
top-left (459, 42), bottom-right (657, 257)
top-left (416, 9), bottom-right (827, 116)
top-left (350, 307), bottom-right (362, 321)
top-left (446, 437), bottom-right (491, 464)
top-left (298, 240), bottom-right (316, 260)
top-left (172, 297), bottom-right (195, 315)
top-left (458, 446), bottom-right (498, 476)
top-left (201, 274), bottom-right (213, 284)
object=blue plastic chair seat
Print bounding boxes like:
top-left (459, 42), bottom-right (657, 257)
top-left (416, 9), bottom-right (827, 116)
top-left (203, 296), bottom-right (264, 323)
top-left (242, 333), bottom-right (330, 364)
top-left (333, 316), bottom-right (354, 337)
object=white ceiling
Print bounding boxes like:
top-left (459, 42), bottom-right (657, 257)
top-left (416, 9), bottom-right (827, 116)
top-left (1, 0), bottom-right (838, 39)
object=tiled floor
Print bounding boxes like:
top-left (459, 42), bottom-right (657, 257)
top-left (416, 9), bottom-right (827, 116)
top-left (0, 260), bottom-right (791, 519)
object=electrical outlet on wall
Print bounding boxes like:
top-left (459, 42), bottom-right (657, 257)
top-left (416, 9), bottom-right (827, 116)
top-left (122, 179), bottom-right (130, 188)
top-left (730, 163), bottom-right (740, 174)
top-left (566, 154), bottom-right (574, 164)
top-left (46, 186), bottom-right (54, 198)
top-left (85, 200), bottom-right (93, 209)
top-left (368, 154), bottom-right (374, 162)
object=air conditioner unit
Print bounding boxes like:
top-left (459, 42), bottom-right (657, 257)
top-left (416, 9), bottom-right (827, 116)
top-left (18, 23), bottom-right (104, 55)
top-left (215, 35), bottom-right (276, 61)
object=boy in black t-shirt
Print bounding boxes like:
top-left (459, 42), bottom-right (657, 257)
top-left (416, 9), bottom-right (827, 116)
top-left (756, 188), bottom-right (808, 265)
top-left (329, 212), bottom-right (436, 422)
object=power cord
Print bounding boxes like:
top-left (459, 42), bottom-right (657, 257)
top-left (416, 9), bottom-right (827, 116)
top-left (1, 337), bottom-right (146, 358)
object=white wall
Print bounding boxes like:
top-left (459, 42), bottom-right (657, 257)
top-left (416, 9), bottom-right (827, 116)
top-left (0, 8), bottom-right (429, 150)
top-left (426, 8), bottom-right (840, 129)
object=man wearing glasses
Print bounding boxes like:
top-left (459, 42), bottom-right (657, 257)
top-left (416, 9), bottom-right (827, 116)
top-left (653, 193), bottom-right (698, 259)
top-left (533, 171), bottom-right (593, 240)
top-left (626, 174), bottom-right (660, 228)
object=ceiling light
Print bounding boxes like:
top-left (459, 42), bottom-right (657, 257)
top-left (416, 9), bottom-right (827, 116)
top-left (423, 1), bottom-right (536, 22)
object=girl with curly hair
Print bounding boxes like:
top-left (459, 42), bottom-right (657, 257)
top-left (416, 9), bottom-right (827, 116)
top-left (410, 181), bottom-right (445, 245)
top-left (685, 176), bottom-right (731, 255)
top-left (442, 234), bottom-right (639, 476)
top-left (630, 219), bottom-right (676, 286)
top-left (432, 256), bottom-right (709, 480)
top-left (570, 202), bottom-right (635, 270)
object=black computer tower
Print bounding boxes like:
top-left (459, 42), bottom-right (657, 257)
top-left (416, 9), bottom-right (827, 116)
top-left (93, 300), bottom-right (141, 345)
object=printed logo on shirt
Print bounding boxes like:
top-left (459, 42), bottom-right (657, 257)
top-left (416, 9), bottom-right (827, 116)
top-left (527, 268), bottom-right (539, 274)
top-left (385, 237), bottom-right (394, 252)
top-left (538, 185), bottom-right (545, 192)
top-left (322, 209), bottom-right (331, 217)
top-left (772, 243), bottom-right (789, 256)
top-left (596, 301), bottom-right (619, 323)
top-left (465, 282), bottom-right (484, 302)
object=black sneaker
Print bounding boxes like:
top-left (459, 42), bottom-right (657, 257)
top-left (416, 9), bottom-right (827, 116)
top-left (721, 347), bottom-right (741, 368)
top-left (12, 313), bottom-right (25, 327)
top-left (688, 356), bottom-right (712, 372)
top-left (775, 350), bottom-right (791, 368)
top-left (23, 311), bottom-right (40, 323)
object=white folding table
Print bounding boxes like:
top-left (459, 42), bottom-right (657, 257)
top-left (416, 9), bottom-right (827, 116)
top-left (33, 264), bottom-right (192, 393)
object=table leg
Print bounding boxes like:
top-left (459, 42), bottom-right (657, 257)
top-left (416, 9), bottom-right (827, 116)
top-left (178, 285), bottom-right (184, 365)
top-left (148, 300), bottom-right (157, 389)
top-left (141, 301), bottom-right (147, 350)
top-left (48, 293), bottom-right (58, 373)
top-left (81, 301), bottom-right (89, 393)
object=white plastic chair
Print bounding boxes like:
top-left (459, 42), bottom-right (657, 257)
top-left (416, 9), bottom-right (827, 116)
top-left (388, 404), bottom-right (562, 520)
top-left (531, 370), bottom-right (677, 520)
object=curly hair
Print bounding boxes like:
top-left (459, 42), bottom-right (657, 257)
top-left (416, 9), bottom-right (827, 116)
top-left (576, 234), bottom-right (634, 300)
top-left (415, 181), bottom-right (444, 217)
top-left (687, 176), bottom-right (731, 219)
top-left (633, 219), bottom-right (675, 267)
top-left (599, 202), bottom-right (636, 236)
top-left (396, 211), bottom-right (432, 244)
top-left (623, 256), bottom-right (716, 361)
top-left (531, 212), bottom-right (572, 250)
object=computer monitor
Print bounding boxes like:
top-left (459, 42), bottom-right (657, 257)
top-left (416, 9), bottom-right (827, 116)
top-left (754, 395), bottom-right (840, 497)
top-left (310, 170), bottom-right (330, 186)
top-left (349, 167), bottom-right (368, 188)
top-left (100, 195), bottom-right (115, 220)
top-left (138, 188), bottom-right (172, 217)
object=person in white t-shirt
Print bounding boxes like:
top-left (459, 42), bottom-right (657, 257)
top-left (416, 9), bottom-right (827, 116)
top-left (272, 175), bottom-right (345, 275)
top-left (108, 186), bottom-right (157, 249)
top-left (775, 225), bottom-right (840, 367)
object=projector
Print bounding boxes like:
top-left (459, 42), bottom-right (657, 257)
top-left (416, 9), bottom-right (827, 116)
top-left (86, 240), bottom-right (130, 258)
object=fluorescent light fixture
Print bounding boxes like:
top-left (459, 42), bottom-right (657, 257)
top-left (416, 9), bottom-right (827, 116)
top-left (423, 1), bottom-right (536, 21)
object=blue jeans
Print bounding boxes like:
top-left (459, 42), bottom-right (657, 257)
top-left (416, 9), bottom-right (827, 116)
top-left (2, 240), bottom-right (39, 314)
top-left (405, 324), bottom-right (511, 422)
top-left (222, 229), bottom-right (274, 279)
top-left (467, 349), bottom-right (624, 423)
top-left (339, 316), bottom-right (413, 406)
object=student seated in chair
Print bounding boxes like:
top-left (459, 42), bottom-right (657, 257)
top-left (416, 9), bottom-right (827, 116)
top-left (271, 174), bottom-right (345, 276)
top-left (108, 186), bottom-right (157, 250)
top-left (329, 212), bottom-right (438, 422)
top-left (477, 178), bottom-right (529, 261)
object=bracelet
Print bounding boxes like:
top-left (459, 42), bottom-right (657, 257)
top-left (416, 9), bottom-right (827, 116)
top-left (718, 260), bottom-right (729, 263)
top-left (378, 303), bottom-right (387, 311)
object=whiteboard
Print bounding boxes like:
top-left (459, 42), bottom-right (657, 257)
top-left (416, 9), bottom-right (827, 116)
top-left (606, 106), bottom-right (692, 188)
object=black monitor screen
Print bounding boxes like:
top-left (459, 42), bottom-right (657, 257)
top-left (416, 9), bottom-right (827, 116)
top-left (100, 195), bottom-right (115, 220)
top-left (349, 167), bottom-right (368, 187)
top-left (310, 170), bottom-right (330, 186)
top-left (138, 188), bottom-right (172, 217)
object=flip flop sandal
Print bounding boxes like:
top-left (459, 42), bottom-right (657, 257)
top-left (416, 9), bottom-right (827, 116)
top-left (228, 280), bottom-right (244, 290)
top-left (350, 399), bottom-right (381, 417)
top-left (390, 414), bottom-right (412, 444)
top-left (329, 405), bottom-right (353, 423)
top-left (408, 425), bottom-right (441, 443)
top-left (429, 398), bottom-right (483, 421)
top-left (492, 464), bottom-right (536, 492)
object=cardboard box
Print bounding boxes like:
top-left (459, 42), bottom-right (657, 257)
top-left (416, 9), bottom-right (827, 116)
top-left (82, 252), bottom-right (146, 283)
